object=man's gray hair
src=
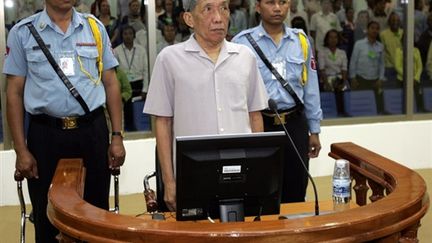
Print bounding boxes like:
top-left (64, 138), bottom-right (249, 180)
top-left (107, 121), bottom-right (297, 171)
top-left (182, 0), bottom-right (198, 11)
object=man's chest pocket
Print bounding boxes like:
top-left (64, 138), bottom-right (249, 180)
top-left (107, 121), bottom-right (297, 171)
top-left (285, 56), bottom-right (304, 88)
top-left (26, 51), bottom-right (54, 80)
top-left (76, 48), bottom-right (99, 78)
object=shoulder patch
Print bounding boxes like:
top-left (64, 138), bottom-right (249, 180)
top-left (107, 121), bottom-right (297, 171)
top-left (310, 57), bottom-right (317, 70)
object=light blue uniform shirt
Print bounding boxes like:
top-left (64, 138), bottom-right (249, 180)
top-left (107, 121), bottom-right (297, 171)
top-left (232, 23), bottom-right (322, 134)
top-left (349, 38), bottom-right (385, 81)
top-left (3, 8), bottom-right (118, 117)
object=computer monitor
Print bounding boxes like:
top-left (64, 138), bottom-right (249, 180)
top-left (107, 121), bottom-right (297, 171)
top-left (176, 131), bottom-right (286, 222)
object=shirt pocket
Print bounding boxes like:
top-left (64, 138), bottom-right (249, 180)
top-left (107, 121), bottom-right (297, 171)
top-left (285, 56), bottom-right (304, 88)
top-left (26, 51), bottom-right (54, 80)
top-left (226, 81), bottom-right (247, 112)
top-left (76, 47), bottom-right (99, 79)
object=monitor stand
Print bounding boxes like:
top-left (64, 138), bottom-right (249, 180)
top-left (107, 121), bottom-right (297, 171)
top-left (219, 199), bottom-right (245, 222)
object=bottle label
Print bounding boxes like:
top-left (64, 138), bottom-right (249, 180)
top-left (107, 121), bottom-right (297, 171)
top-left (333, 179), bottom-right (351, 198)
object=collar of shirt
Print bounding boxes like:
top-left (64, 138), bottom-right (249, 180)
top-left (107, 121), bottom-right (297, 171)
top-left (36, 8), bottom-right (83, 34)
top-left (253, 23), bottom-right (295, 43)
top-left (184, 34), bottom-right (240, 56)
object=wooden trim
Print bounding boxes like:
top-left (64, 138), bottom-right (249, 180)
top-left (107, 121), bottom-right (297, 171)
top-left (47, 142), bottom-right (430, 242)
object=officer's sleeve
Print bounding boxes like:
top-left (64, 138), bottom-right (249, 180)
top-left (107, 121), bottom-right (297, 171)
top-left (303, 37), bottom-right (322, 134)
top-left (98, 21), bottom-right (118, 70)
top-left (2, 27), bottom-right (27, 77)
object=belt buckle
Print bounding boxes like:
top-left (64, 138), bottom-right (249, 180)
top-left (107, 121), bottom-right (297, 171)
top-left (273, 114), bottom-right (286, 125)
top-left (62, 117), bottom-right (78, 130)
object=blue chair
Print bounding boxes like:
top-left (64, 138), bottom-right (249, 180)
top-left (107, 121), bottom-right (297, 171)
top-left (383, 89), bottom-right (404, 114)
top-left (132, 100), bottom-right (151, 131)
top-left (423, 87), bottom-right (432, 112)
top-left (344, 90), bottom-right (378, 116)
top-left (320, 92), bottom-right (338, 118)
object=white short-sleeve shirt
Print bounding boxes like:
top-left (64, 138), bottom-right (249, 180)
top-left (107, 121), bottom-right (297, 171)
top-left (144, 35), bottom-right (268, 138)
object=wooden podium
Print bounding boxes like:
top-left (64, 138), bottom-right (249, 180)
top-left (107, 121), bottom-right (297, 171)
top-left (47, 143), bottom-right (429, 242)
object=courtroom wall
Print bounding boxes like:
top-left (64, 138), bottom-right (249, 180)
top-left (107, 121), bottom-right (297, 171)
top-left (1, 120), bottom-right (431, 206)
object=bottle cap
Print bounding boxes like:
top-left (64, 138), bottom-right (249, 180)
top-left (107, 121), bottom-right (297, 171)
top-left (336, 159), bottom-right (349, 168)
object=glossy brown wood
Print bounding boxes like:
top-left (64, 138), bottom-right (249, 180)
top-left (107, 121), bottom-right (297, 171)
top-left (47, 142), bottom-right (429, 242)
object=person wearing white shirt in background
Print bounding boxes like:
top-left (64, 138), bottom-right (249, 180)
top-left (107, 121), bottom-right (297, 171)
top-left (310, 0), bottom-right (342, 53)
top-left (114, 25), bottom-right (149, 131)
top-left (286, 0), bottom-right (309, 33)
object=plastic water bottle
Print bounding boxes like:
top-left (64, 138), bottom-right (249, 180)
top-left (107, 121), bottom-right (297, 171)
top-left (332, 159), bottom-right (351, 211)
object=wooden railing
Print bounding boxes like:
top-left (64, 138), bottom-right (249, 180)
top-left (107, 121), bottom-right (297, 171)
top-left (47, 142), bottom-right (429, 242)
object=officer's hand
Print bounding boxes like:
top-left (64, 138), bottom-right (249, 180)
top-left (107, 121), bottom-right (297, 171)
top-left (108, 137), bottom-right (126, 169)
top-left (308, 134), bottom-right (321, 158)
top-left (164, 180), bottom-right (177, 212)
top-left (16, 149), bottom-right (38, 179)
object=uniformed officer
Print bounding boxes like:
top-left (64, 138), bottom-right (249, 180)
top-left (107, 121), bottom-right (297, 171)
top-left (3, 1), bottom-right (125, 242)
top-left (233, 0), bottom-right (322, 203)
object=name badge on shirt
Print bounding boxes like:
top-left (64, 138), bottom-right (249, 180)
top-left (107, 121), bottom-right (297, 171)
top-left (271, 59), bottom-right (286, 80)
top-left (126, 71), bottom-right (135, 82)
top-left (368, 50), bottom-right (377, 59)
top-left (59, 52), bottom-right (75, 76)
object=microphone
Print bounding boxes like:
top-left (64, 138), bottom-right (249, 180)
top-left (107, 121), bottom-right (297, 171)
top-left (268, 99), bottom-right (320, 216)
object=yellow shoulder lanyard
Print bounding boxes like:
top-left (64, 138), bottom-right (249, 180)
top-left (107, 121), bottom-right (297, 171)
top-left (298, 32), bottom-right (308, 86)
top-left (77, 16), bottom-right (104, 85)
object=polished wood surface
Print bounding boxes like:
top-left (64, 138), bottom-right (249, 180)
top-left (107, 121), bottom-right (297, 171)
top-left (47, 143), bottom-right (429, 242)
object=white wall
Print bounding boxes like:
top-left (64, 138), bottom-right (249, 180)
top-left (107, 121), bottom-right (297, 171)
top-left (1, 120), bottom-right (431, 206)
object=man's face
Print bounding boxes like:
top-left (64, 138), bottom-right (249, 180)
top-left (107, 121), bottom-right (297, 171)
top-left (367, 22), bottom-right (380, 40)
top-left (45, 0), bottom-right (74, 12)
top-left (164, 25), bottom-right (177, 42)
top-left (100, 0), bottom-right (110, 14)
top-left (129, 1), bottom-right (141, 16)
top-left (389, 13), bottom-right (400, 31)
top-left (256, 0), bottom-right (290, 26)
top-left (123, 28), bottom-right (135, 44)
top-left (184, 0), bottom-right (230, 46)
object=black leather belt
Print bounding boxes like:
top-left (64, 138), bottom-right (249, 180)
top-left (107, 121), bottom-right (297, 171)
top-left (30, 107), bottom-right (104, 130)
top-left (262, 107), bottom-right (303, 125)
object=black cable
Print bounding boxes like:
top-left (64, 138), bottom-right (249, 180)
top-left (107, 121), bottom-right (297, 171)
top-left (268, 99), bottom-right (320, 216)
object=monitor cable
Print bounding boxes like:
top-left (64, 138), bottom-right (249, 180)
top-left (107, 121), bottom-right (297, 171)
top-left (268, 99), bottom-right (320, 216)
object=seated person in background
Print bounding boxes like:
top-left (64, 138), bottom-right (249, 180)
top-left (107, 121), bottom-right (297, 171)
top-left (144, 0), bottom-right (268, 212)
top-left (157, 22), bottom-right (178, 53)
top-left (353, 10), bottom-right (370, 43)
top-left (339, 6), bottom-right (355, 61)
top-left (158, 0), bottom-right (176, 30)
top-left (75, 0), bottom-right (90, 13)
top-left (120, 0), bottom-right (146, 33)
top-left (285, 0), bottom-right (309, 32)
top-left (310, 0), bottom-right (342, 54)
top-left (114, 26), bottom-right (149, 131)
top-left (97, 0), bottom-right (120, 45)
top-left (370, 0), bottom-right (388, 30)
top-left (291, 16), bottom-right (315, 54)
top-left (395, 36), bottom-right (424, 112)
top-left (174, 6), bottom-right (192, 42)
top-left (349, 21), bottom-right (385, 113)
top-left (227, 0), bottom-right (248, 40)
top-left (115, 67), bottom-right (133, 104)
top-left (380, 12), bottom-right (403, 85)
top-left (318, 29), bottom-right (348, 114)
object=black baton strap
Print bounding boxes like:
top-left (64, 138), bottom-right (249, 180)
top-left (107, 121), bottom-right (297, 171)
top-left (26, 23), bottom-right (91, 114)
top-left (245, 33), bottom-right (304, 110)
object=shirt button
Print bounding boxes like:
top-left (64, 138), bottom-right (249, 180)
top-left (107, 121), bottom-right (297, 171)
top-left (220, 128), bottom-right (224, 132)
top-left (218, 108), bottom-right (222, 112)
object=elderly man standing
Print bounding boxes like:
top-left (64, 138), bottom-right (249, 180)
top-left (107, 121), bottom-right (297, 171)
top-left (144, 0), bottom-right (269, 212)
